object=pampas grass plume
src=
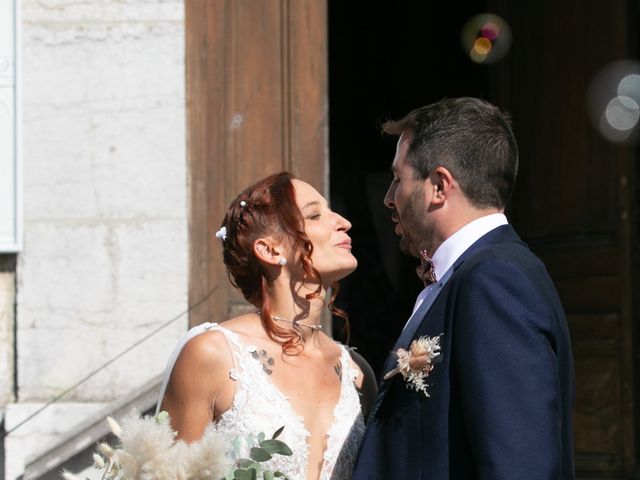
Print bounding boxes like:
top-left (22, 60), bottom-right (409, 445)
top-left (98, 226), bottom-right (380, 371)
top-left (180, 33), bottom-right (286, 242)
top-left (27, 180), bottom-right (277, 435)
top-left (106, 416), bottom-right (122, 438)
top-left (61, 470), bottom-right (81, 480)
top-left (97, 442), bottom-right (114, 459)
top-left (92, 453), bottom-right (105, 469)
top-left (95, 410), bottom-right (236, 480)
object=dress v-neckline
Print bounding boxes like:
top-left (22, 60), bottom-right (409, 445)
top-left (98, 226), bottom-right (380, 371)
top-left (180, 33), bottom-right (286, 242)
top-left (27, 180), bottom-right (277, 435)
top-left (222, 326), bottom-right (350, 479)
top-left (247, 342), bottom-right (348, 437)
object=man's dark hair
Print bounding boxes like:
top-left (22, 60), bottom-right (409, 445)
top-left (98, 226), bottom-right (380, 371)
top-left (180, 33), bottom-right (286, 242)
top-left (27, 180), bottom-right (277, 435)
top-left (383, 97), bottom-right (519, 209)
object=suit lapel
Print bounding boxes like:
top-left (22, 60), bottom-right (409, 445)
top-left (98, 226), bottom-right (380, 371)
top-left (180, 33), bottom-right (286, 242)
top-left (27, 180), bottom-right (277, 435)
top-left (381, 267), bottom-right (454, 377)
top-left (369, 225), bottom-right (523, 420)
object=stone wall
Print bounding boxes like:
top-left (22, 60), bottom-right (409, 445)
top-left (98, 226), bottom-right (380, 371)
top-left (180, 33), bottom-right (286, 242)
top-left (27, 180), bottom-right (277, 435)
top-left (5, 1), bottom-right (188, 478)
top-left (0, 256), bottom-right (16, 413)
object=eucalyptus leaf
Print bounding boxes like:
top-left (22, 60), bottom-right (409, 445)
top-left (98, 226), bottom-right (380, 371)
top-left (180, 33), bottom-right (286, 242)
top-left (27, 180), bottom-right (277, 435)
top-left (258, 432), bottom-right (266, 443)
top-left (271, 426), bottom-right (285, 439)
top-left (259, 439), bottom-right (293, 456)
top-left (273, 472), bottom-right (288, 478)
top-left (264, 471), bottom-right (274, 480)
top-left (250, 447), bottom-right (272, 462)
top-left (234, 469), bottom-right (252, 480)
top-left (237, 459), bottom-right (254, 468)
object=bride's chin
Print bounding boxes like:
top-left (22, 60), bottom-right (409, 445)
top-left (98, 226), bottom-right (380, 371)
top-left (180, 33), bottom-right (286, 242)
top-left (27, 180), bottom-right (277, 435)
top-left (328, 263), bottom-right (358, 284)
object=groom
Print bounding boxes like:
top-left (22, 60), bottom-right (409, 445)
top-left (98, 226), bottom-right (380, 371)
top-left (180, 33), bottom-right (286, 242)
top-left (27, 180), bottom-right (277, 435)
top-left (353, 98), bottom-right (575, 479)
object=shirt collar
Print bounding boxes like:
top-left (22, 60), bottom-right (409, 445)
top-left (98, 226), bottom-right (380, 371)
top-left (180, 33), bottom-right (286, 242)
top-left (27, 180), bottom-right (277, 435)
top-left (431, 213), bottom-right (508, 280)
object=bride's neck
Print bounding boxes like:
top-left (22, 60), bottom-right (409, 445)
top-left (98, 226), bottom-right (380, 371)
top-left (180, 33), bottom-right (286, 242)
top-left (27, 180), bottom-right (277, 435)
top-left (267, 278), bottom-right (327, 333)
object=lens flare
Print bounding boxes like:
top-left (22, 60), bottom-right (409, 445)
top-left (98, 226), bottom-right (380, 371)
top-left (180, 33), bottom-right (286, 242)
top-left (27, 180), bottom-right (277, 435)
top-left (618, 74), bottom-right (640, 103)
top-left (605, 96), bottom-right (639, 131)
top-left (473, 37), bottom-right (492, 56)
top-left (461, 13), bottom-right (512, 64)
top-left (587, 60), bottom-right (640, 144)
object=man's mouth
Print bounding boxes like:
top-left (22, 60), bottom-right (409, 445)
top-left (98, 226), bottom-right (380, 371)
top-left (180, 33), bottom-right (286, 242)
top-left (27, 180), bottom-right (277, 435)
top-left (391, 212), bottom-right (403, 235)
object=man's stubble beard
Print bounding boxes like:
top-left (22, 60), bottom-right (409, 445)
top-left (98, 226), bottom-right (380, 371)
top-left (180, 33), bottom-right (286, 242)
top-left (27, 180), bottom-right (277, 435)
top-left (397, 186), bottom-right (434, 258)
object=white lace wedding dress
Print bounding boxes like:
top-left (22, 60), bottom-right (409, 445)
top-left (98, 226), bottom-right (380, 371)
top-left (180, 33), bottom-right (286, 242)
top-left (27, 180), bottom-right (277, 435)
top-left (157, 322), bottom-right (365, 480)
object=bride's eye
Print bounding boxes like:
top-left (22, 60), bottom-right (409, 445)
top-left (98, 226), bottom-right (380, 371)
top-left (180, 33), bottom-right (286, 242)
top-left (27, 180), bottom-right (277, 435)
top-left (306, 213), bottom-right (321, 220)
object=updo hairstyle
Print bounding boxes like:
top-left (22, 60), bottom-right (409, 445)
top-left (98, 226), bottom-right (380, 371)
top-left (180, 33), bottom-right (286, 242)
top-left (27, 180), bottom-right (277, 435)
top-left (219, 172), bottom-right (348, 353)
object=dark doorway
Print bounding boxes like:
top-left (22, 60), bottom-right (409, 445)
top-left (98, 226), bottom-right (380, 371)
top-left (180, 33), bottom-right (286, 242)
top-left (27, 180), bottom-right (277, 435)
top-left (329, 2), bottom-right (640, 479)
top-left (328, 1), bottom-right (490, 374)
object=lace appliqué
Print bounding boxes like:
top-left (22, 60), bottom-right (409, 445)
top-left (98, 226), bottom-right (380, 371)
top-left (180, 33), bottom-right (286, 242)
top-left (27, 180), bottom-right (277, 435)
top-left (321, 356), bottom-right (365, 480)
top-left (200, 323), bottom-right (364, 480)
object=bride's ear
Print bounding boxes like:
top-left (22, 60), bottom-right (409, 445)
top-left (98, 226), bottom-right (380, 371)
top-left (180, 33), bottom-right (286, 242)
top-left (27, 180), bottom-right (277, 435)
top-left (253, 238), bottom-right (285, 266)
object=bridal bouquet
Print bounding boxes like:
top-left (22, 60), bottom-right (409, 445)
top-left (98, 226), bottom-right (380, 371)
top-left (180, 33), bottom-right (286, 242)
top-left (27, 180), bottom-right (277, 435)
top-left (63, 411), bottom-right (292, 480)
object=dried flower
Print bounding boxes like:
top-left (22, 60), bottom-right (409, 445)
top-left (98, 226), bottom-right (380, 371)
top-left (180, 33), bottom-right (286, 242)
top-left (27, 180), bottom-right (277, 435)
top-left (384, 334), bottom-right (442, 397)
top-left (106, 416), bottom-right (122, 437)
top-left (93, 411), bottom-right (292, 480)
top-left (215, 226), bottom-right (227, 241)
top-left (97, 442), bottom-right (114, 458)
top-left (61, 470), bottom-right (81, 480)
top-left (92, 452), bottom-right (106, 468)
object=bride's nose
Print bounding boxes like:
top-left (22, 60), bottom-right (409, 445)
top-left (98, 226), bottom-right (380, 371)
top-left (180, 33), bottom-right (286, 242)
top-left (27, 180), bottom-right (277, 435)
top-left (334, 213), bottom-right (352, 231)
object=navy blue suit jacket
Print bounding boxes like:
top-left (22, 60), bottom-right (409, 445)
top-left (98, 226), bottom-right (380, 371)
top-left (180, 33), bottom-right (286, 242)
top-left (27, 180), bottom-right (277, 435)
top-left (352, 225), bottom-right (575, 480)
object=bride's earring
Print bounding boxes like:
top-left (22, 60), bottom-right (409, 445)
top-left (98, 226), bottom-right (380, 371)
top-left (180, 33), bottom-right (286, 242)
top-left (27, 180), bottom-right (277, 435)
top-left (278, 257), bottom-right (288, 266)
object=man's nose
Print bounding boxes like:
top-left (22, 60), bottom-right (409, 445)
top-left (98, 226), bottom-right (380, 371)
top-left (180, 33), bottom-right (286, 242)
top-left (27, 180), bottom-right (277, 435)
top-left (384, 184), bottom-right (395, 209)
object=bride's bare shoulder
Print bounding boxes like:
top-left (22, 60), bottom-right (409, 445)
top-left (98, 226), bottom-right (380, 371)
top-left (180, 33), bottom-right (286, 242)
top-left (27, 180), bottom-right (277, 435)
top-left (174, 327), bottom-right (234, 374)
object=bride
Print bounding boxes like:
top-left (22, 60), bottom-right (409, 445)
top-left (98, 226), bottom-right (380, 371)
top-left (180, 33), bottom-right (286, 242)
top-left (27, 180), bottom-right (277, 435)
top-left (157, 172), bottom-right (376, 480)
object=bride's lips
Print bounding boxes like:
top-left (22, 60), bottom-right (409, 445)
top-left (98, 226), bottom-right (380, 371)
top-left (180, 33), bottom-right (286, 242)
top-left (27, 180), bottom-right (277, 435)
top-left (335, 239), bottom-right (352, 250)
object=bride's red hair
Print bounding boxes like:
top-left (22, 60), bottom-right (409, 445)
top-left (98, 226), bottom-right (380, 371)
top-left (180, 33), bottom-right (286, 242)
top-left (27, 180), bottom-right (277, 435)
top-left (219, 172), bottom-right (348, 354)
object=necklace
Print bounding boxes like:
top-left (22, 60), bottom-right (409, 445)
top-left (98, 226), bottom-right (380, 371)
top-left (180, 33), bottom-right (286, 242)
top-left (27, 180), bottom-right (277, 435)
top-left (271, 315), bottom-right (322, 332)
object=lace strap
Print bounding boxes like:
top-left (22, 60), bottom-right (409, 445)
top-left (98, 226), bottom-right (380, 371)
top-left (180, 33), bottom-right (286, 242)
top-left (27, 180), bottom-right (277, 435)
top-left (156, 322), bottom-right (246, 413)
top-left (201, 322), bottom-right (247, 366)
top-left (339, 345), bottom-right (359, 386)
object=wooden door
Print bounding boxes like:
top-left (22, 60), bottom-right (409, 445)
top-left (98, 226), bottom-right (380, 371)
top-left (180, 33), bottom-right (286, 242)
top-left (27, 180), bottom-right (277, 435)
top-left (185, 0), bottom-right (328, 326)
top-left (489, 1), bottom-right (638, 477)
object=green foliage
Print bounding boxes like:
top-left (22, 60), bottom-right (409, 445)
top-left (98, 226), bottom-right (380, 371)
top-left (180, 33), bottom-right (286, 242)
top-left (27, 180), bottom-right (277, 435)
top-left (271, 426), bottom-right (284, 439)
top-left (227, 427), bottom-right (292, 480)
top-left (250, 447), bottom-right (272, 462)
top-left (258, 439), bottom-right (292, 456)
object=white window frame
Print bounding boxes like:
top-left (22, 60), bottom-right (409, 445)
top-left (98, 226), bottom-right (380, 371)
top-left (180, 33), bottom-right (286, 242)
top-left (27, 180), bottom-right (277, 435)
top-left (0, 0), bottom-right (21, 252)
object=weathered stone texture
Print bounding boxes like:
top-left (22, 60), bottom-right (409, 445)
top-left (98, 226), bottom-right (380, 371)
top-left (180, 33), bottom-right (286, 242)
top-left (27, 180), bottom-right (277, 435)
top-left (17, 0), bottom-right (187, 402)
top-left (6, 2), bottom-right (187, 477)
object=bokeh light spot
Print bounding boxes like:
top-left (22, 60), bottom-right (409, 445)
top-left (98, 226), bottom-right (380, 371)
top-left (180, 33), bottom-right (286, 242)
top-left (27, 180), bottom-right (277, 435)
top-left (461, 13), bottom-right (512, 64)
top-left (618, 74), bottom-right (640, 103)
top-left (480, 22), bottom-right (500, 41)
top-left (587, 60), bottom-right (640, 144)
top-left (605, 96), bottom-right (639, 131)
top-left (473, 37), bottom-right (492, 56)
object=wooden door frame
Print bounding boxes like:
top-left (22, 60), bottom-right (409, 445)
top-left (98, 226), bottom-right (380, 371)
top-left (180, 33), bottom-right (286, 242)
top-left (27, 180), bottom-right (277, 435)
top-left (184, 0), bottom-right (328, 327)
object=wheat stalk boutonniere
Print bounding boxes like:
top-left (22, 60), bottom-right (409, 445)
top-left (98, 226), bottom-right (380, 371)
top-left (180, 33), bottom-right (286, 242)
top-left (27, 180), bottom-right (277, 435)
top-left (383, 334), bottom-right (442, 397)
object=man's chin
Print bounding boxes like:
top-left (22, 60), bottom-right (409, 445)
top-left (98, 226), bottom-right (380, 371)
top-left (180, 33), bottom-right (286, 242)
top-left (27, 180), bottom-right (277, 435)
top-left (398, 237), bottom-right (417, 257)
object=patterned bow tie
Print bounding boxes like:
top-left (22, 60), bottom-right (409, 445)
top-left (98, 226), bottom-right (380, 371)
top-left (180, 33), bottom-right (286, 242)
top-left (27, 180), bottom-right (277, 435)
top-left (416, 249), bottom-right (437, 286)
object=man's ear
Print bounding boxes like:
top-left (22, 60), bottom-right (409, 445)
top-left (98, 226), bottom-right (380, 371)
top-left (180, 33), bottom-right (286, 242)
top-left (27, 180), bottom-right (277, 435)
top-left (253, 238), bottom-right (284, 266)
top-left (430, 166), bottom-right (455, 205)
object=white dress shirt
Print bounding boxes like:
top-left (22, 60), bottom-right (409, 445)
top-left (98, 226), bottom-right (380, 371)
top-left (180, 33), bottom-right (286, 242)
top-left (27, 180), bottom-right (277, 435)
top-left (405, 213), bottom-right (508, 328)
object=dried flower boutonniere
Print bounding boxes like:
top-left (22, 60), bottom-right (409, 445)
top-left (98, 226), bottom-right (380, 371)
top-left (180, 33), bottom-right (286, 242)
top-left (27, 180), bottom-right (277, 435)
top-left (383, 335), bottom-right (442, 397)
